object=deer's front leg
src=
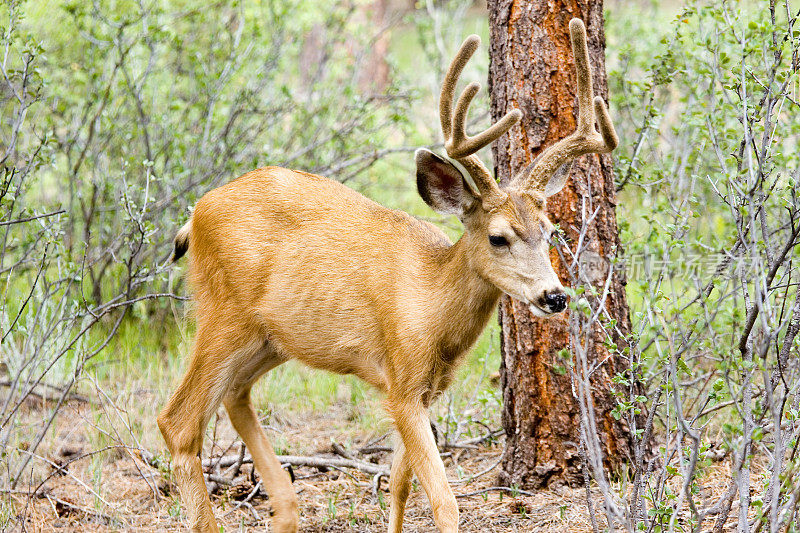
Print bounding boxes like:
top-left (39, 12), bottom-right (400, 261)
top-left (388, 399), bottom-right (458, 533)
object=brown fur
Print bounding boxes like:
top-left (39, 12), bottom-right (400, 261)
top-left (158, 167), bottom-right (506, 533)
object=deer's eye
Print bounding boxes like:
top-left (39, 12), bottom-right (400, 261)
top-left (489, 235), bottom-right (508, 247)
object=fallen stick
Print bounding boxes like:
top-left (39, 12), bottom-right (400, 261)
top-left (225, 481), bottom-right (263, 518)
top-left (0, 380), bottom-right (92, 404)
top-left (280, 455), bottom-right (390, 477)
top-left (44, 494), bottom-right (116, 524)
top-left (448, 454), bottom-right (502, 485)
top-left (202, 431), bottom-right (501, 481)
top-left (443, 429), bottom-right (504, 450)
top-left (206, 473), bottom-right (247, 487)
top-left (202, 454), bottom-right (389, 477)
top-left (331, 442), bottom-right (353, 459)
top-left (359, 445), bottom-right (393, 455)
top-left (455, 486), bottom-right (537, 499)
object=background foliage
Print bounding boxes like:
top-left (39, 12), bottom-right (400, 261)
top-left (1, 0), bottom-right (799, 531)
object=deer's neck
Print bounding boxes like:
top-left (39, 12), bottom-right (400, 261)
top-left (424, 237), bottom-right (502, 361)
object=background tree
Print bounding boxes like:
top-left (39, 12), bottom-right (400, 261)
top-left (488, 0), bottom-right (638, 488)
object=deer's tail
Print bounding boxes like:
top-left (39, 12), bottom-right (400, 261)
top-left (171, 220), bottom-right (192, 263)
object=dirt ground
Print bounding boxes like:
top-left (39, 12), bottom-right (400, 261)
top-left (8, 397), bottom-right (743, 532)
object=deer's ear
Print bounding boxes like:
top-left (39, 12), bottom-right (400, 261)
top-left (415, 149), bottom-right (474, 215)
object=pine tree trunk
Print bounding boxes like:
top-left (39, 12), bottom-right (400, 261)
top-left (488, 0), bottom-right (635, 488)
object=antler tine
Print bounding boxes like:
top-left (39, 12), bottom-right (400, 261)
top-left (515, 18), bottom-right (618, 192)
top-left (440, 35), bottom-right (480, 142)
top-left (450, 81), bottom-right (480, 157)
top-left (571, 18), bottom-right (595, 136)
top-left (594, 95), bottom-right (618, 150)
top-left (440, 35), bottom-right (522, 205)
top-left (450, 81), bottom-right (522, 158)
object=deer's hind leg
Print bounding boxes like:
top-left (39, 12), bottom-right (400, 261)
top-left (157, 321), bottom-right (264, 533)
top-left (223, 342), bottom-right (298, 532)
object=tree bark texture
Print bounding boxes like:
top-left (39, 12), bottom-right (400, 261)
top-left (488, 0), bottom-right (634, 488)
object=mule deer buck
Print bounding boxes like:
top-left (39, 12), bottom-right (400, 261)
top-left (158, 18), bottom-right (616, 533)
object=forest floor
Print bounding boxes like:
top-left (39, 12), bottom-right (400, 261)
top-left (8, 393), bottom-right (746, 533)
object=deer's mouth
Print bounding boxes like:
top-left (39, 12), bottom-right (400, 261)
top-left (528, 303), bottom-right (555, 318)
top-left (506, 292), bottom-right (557, 318)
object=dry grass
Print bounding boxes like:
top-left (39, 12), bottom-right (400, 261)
top-left (2, 392), bottom-right (755, 533)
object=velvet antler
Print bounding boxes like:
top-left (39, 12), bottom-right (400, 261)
top-left (440, 35), bottom-right (522, 207)
top-left (512, 18), bottom-right (618, 193)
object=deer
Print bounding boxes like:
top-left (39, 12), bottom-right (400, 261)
top-left (157, 18), bottom-right (617, 533)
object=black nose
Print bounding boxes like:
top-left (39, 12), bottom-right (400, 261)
top-left (543, 290), bottom-right (567, 313)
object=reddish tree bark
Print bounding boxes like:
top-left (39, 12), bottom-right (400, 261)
top-left (488, 0), bottom-right (635, 488)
